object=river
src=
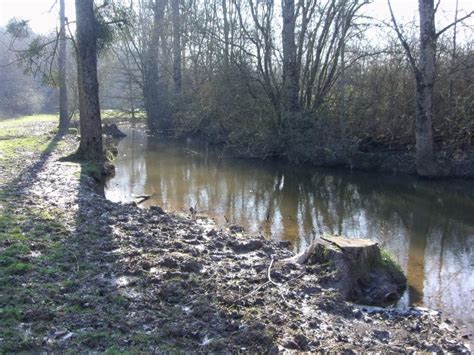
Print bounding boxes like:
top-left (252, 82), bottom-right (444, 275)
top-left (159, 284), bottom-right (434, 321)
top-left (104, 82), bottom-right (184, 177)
top-left (105, 126), bottom-right (474, 327)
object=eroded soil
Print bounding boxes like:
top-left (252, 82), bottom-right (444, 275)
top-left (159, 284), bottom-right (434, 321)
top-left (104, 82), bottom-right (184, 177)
top-left (0, 117), bottom-right (471, 352)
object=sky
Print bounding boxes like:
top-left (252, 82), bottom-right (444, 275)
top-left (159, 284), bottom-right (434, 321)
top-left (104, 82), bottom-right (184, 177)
top-left (0, 0), bottom-right (472, 37)
top-left (0, 0), bottom-right (75, 33)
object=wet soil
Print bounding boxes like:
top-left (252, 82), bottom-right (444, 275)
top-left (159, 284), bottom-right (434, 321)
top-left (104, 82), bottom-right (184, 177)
top-left (0, 119), bottom-right (471, 352)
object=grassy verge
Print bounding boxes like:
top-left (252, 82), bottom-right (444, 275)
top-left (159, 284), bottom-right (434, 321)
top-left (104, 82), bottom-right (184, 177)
top-left (0, 205), bottom-right (72, 351)
top-left (0, 114), bottom-right (58, 126)
top-left (101, 109), bottom-right (146, 122)
top-left (0, 114), bottom-right (112, 352)
top-left (69, 109), bottom-right (147, 124)
top-left (0, 115), bottom-right (70, 351)
top-left (0, 115), bottom-right (58, 164)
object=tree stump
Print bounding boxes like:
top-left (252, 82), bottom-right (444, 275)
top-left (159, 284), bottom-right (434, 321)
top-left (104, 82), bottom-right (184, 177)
top-left (289, 236), bottom-right (406, 306)
top-left (103, 123), bottom-right (126, 138)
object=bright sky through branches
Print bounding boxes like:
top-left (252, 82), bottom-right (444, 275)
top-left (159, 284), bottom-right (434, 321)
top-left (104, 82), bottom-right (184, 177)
top-left (0, 0), bottom-right (472, 38)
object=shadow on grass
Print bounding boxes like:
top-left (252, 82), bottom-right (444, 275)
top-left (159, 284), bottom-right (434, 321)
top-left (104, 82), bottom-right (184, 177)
top-left (0, 130), bottom-right (74, 351)
top-left (1, 129), bottom-right (277, 352)
top-left (0, 130), bottom-right (125, 351)
top-left (1, 131), bottom-right (63, 194)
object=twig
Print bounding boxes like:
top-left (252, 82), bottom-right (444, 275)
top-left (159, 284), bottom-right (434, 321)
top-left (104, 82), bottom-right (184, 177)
top-left (71, 251), bottom-right (79, 273)
top-left (236, 281), bottom-right (271, 302)
top-left (267, 257), bottom-right (289, 304)
top-left (236, 257), bottom-right (282, 302)
top-left (267, 257), bottom-right (278, 286)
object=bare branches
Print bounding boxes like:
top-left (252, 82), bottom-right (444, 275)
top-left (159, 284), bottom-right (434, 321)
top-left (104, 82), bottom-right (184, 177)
top-left (387, 0), bottom-right (419, 74)
top-left (436, 10), bottom-right (474, 39)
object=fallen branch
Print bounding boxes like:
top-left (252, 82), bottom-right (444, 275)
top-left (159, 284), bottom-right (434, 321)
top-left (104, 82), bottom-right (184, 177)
top-left (134, 194), bottom-right (152, 204)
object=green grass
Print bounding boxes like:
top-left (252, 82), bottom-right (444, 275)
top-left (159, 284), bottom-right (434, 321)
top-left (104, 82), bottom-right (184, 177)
top-left (101, 109), bottom-right (146, 122)
top-left (5, 261), bottom-right (32, 275)
top-left (0, 205), bottom-right (74, 351)
top-left (69, 109), bottom-right (146, 123)
top-left (0, 113), bottom-right (80, 352)
top-left (0, 114), bottom-right (58, 162)
top-left (0, 136), bottom-right (51, 160)
top-left (0, 306), bottom-right (22, 322)
top-left (0, 244), bottom-right (30, 267)
top-left (0, 114), bottom-right (58, 127)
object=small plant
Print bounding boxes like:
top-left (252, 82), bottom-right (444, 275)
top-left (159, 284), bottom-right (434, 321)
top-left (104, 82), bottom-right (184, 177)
top-left (0, 307), bottom-right (22, 321)
top-left (5, 261), bottom-right (31, 275)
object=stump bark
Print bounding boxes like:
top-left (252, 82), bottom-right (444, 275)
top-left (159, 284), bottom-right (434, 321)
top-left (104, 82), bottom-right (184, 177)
top-left (290, 236), bottom-right (406, 306)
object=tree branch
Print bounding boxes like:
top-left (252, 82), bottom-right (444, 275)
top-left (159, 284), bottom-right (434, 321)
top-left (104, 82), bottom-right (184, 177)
top-left (434, 0), bottom-right (441, 14)
top-left (436, 11), bottom-right (474, 39)
top-left (387, 0), bottom-right (418, 74)
top-left (48, 0), bottom-right (58, 13)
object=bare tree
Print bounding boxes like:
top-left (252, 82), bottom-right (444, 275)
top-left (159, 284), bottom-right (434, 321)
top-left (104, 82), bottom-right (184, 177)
top-left (143, 0), bottom-right (162, 131)
top-left (388, 0), bottom-right (473, 177)
top-left (58, 0), bottom-right (69, 131)
top-left (75, 0), bottom-right (103, 162)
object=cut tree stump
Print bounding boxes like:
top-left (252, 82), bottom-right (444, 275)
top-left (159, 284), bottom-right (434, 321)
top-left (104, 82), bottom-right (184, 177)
top-left (288, 236), bottom-right (406, 306)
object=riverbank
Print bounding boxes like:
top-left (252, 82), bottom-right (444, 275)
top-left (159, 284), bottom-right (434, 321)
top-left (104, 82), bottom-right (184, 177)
top-left (0, 116), bottom-right (471, 352)
top-left (72, 114), bottom-right (474, 178)
top-left (199, 131), bottom-right (474, 178)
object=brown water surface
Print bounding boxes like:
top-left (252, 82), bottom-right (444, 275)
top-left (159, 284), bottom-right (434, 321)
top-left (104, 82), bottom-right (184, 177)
top-left (106, 127), bottom-right (474, 326)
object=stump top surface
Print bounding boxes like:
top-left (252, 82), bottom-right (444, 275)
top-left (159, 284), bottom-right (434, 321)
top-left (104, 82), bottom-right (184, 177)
top-left (323, 236), bottom-right (377, 249)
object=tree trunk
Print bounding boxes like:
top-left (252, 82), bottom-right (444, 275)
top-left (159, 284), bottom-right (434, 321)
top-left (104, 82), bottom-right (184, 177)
top-left (144, 0), bottom-right (161, 132)
top-left (75, 0), bottom-right (103, 162)
top-left (282, 0), bottom-right (299, 113)
top-left (58, 0), bottom-right (69, 131)
top-left (415, 0), bottom-right (437, 176)
top-left (172, 0), bottom-right (182, 93)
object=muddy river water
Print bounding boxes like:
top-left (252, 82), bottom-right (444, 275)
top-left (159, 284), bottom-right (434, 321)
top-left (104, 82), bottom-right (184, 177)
top-left (106, 126), bottom-right (474, 327)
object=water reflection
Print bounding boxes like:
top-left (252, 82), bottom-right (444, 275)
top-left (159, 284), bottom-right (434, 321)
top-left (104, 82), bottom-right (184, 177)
top-left (106, 127), bottom-right (474, 325)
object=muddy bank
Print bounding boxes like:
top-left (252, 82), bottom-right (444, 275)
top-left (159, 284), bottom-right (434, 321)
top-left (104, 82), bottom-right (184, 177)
top-left (0, 120), bottom-right (472, 352)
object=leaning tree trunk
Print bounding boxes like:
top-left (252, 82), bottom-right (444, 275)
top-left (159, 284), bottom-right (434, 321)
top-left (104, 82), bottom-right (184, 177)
top-left (58, 0), bottom-right (69, 131)
top-left (282, 0), bottom-right (299, 113)
top-left (75, 0), bottom-right (103, 162)
top-left (415, 0), bottom-right (437, 177)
